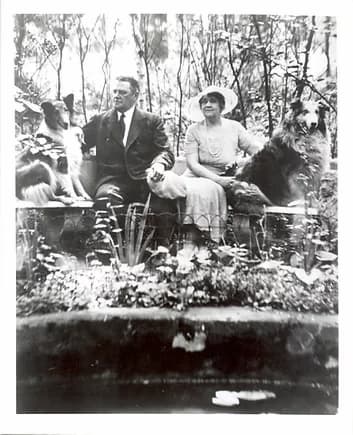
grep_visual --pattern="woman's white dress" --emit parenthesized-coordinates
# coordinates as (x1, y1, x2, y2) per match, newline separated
(182, 117, 258, 241)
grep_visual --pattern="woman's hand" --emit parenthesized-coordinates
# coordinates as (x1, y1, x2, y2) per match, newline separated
(216, 176, 236, 189)
(216, 177, 252, 191)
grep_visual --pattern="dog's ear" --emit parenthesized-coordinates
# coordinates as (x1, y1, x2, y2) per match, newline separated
(41, 101, 55, 116)
(290, 99, 303, 114)
(63, 94, 74, 112)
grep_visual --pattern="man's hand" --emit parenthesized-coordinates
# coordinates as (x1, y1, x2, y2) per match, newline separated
(147, 163, 165, 182)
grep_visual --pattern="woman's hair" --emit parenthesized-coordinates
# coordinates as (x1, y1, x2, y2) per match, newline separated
(199, 92, 225, 112)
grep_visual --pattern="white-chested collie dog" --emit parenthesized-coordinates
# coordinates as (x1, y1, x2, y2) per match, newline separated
(229, 99, 331, 214)
(16, 94, 91, 205)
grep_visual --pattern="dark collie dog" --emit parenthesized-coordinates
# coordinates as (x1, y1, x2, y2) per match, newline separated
(228, 99, 331, 213)
(16, 94, 90, 205)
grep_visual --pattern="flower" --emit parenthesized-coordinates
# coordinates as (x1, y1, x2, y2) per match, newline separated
(176, 257, 195, 275)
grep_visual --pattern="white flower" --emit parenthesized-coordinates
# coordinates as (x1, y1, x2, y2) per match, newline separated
(176, 257, 194, 275)
(156, 246, 169, 254)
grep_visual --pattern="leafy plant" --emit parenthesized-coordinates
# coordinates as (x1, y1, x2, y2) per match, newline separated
(17, 229, 61, 284)
(16, 246, 338, 317)
(16, 208, 82, 290)
(91, 194, 156, 268)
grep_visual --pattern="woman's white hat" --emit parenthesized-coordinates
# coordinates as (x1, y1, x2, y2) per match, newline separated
(185, 85, 238, 122)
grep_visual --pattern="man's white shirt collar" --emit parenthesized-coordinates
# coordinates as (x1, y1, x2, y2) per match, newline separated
(117, 105, 136, 146)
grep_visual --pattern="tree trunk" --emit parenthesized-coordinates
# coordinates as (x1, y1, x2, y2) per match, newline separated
(184, 20, 202, 91)
(324, 16, 331, 77)
(224, 15, 247, 127)
(155, 65, 163, 118)
(80, 61, 87, 123)
(281, 21, 289, 121)
(77, 17, 87, 123)
(15, 15, 26, 86)
(56, 15, 67, 99)
(176, 15, 185, 156)
(96, 16, 118, 111)
(131, 15, 152, 111)
(199, 15, 211, 85)
(144, 55, 152, 112)
(295, 16, 316, 99)
(252, 15, 273, 136)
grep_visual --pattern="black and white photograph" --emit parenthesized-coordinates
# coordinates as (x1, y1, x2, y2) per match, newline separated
(0, 0, 352, 433)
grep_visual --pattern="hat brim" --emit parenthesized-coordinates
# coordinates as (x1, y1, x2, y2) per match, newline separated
(185, 86, 238, 122)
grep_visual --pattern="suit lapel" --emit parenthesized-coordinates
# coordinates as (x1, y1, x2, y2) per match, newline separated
(104, 109, 123, 144)
(126, 108, 143, 150)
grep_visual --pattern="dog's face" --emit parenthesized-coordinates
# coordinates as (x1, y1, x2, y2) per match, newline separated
(41, 100, 70, 130)
(290, 99, 329, 133)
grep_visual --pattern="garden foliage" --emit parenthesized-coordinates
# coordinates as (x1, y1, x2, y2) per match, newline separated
(17, 243, 338, 317)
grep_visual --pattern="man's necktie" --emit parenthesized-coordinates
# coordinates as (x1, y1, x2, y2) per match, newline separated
(118, 112, 125, 141)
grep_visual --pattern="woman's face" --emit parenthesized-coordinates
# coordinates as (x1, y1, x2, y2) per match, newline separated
(199, 95, 222, 119)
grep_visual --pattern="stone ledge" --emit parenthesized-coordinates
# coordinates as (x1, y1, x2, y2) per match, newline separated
(17, 307, 338, 383)
(17, 306, 337, 328)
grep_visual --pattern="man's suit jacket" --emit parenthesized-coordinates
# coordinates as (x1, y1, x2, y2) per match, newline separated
(83, 107, 174, 190)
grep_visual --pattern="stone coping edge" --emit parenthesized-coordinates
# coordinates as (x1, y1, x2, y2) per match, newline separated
(17, 306, 338, 326)
(17, 307, 338, 385)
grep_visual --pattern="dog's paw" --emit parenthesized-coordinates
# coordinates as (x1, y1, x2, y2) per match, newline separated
(59, 196, 75, 205)
(78, 194, 92, 201)
(287, 199, 305, 207)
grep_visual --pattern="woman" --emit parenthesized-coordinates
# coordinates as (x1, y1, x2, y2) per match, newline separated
(181, 85, 262, 242)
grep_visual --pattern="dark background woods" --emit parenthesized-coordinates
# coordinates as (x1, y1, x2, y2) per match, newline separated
(14, 14, 337, 157)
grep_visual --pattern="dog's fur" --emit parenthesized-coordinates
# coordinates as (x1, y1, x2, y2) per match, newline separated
(16, 94, 90, 205)
(234, 99, 331, 207)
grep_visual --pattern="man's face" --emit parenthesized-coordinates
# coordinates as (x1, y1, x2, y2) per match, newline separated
(112, 80, 138, 112)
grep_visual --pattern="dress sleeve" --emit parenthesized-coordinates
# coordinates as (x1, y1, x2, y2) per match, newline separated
(184, 124, 199, 157)
(237, 122, 262, 155)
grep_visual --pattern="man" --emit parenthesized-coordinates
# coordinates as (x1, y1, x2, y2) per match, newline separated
(83, 75, 176, 245)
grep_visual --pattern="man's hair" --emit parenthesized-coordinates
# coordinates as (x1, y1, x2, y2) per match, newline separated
(116, 76, 140, 95)
(199, 92, 225, 112)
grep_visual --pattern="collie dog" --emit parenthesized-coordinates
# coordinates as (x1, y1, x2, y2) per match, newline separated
(232, 99, 331, 210)
(16, 94, 90, 205)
